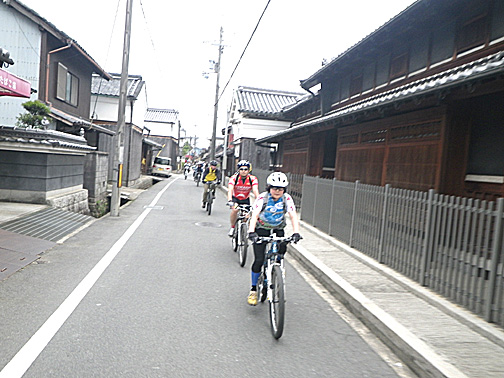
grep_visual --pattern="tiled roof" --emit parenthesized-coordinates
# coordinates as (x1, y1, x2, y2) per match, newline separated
(50, 108, 115, 136)
(0, 127, 95, 151)
(91, 73, 144, 99)
(301, 0, 421, 88)
(235, 86, 304, 116)
(144, 108, 178, 124)
(258, 50, 504, 143)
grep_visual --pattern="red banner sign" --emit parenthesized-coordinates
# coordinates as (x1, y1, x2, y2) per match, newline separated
(0, 68, 31, 98)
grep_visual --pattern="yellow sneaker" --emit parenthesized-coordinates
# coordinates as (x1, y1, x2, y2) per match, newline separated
(247, 291, 258, 306)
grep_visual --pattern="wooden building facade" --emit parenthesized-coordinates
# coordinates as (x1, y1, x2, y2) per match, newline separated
(259, 0, 504, 200)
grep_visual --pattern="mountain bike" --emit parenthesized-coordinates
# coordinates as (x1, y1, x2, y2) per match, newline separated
(204, 180, 217, 215)
(194, 171, 202, 186)
(255, 234, 293, 339)
(230, 204, 251, 267)
(184, 168, 190, 180)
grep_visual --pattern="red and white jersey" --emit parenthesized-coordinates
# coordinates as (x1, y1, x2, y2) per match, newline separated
(229, 174, 258, 200)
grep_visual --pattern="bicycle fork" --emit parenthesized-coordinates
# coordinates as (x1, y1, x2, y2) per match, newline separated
(266, 260, 286, 302)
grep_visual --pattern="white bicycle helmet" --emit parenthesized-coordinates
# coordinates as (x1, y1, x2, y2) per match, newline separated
(266, 172, 289, 187)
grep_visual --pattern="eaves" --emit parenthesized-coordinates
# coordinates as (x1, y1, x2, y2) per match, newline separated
(258, 50, 504, 144)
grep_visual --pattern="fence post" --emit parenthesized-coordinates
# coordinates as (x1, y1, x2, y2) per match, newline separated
(300, 174, 307, 219)
(349, 180, 359, 247)
(378, 184, 390, 264)
(420, 189, 435, 286)
(328, 178, 336, 235)
(312, 176, 319, 226)
(484, 198, 504, 322)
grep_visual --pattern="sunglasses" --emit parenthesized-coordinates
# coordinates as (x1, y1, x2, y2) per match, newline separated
(239, 168, 249, 171)
(271, 187, 285, 191)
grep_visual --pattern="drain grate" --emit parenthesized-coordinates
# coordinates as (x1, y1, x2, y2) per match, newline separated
(0, 208, 94, 242)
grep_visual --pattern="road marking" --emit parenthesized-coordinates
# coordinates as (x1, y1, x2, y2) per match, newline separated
(0, 178, 178, 378)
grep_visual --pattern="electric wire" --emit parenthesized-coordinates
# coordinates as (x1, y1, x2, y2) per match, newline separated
(217, 0, 272, 105)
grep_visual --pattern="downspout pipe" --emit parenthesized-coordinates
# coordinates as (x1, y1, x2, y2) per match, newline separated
(45, 40, 72, 104)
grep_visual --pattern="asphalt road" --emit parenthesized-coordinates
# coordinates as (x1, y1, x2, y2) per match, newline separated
(0, 175, 409, 377)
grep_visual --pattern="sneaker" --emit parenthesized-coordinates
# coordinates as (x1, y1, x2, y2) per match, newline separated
(247, 290, 258, 306)
(228, 227, 235, 237)
(202, 202, 206, 208)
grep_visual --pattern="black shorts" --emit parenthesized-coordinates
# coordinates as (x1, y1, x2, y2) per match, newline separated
(232, 197, 250, 205)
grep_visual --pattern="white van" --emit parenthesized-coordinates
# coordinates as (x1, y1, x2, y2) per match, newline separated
(152, 156, 172, 177)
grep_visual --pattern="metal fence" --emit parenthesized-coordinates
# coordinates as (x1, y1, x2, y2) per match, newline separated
(302, 176, 504, 326)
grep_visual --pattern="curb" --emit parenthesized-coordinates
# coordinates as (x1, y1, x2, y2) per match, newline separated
(287, 231, 468, 378)
(298, 221, 504, 349)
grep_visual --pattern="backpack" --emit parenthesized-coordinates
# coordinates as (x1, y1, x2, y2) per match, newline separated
(233, 172, 254, 187)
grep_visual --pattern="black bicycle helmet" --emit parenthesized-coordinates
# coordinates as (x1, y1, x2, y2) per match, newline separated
(210, 160, 218, 166)
(237, 160, 251, 170)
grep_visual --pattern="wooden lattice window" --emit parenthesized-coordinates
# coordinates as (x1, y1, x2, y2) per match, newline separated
(389, 121, 441, 142)
(339, 134, 359, 146)
(361, 129, 386, 144)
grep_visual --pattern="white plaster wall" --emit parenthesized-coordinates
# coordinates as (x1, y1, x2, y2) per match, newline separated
(0, 4, 41, 126)
(234, 117, 291, 140)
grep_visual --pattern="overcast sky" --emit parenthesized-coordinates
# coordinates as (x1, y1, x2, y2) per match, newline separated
(20, 0, 416, 147)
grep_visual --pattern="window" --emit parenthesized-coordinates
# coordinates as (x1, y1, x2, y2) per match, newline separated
(457, 15, 487, 53)
(409, 35, 429, 73)
(376, 55, 390, 86)
(349, 74, 362, 97)
(390, 53, 408, 80)
(431, 21, 456, 65)
(56, 63, 79, 106)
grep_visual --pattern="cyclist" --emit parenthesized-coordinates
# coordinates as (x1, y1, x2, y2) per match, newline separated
(226, 160, 260, 237)
(202, 160, 221, 208)
(247, 172, 301, 305)
(194, 161, 204, 180)
(183, 162, 191, 175)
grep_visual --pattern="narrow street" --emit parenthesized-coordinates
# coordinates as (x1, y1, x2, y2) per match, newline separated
(0, 176, 407, 377)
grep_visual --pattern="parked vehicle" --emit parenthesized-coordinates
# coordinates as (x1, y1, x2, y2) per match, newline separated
(152, 157, 172, 177)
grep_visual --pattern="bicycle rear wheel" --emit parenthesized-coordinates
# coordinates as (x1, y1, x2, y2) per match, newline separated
(269, 264, 285, 339)
(238, 222, 248, 267)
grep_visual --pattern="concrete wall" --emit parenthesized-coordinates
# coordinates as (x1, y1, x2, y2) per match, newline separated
(0, 149, 90, 213)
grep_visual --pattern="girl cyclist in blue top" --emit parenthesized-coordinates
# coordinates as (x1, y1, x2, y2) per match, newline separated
(247, 172, 301, 305)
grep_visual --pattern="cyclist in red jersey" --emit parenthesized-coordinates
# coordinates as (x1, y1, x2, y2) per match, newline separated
(227, 160, 260, 236)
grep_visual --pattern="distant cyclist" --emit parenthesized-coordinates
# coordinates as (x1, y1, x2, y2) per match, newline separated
(226, 160, 259, 236)
(193, 161, 204, 179)
(202, 160, 221, 208)
(246, 172, 301, 305)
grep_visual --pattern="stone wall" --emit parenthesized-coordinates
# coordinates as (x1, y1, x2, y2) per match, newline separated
(84, 151, 109, 217)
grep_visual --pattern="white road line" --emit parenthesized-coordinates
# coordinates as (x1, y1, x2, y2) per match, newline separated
(0, 178, 178, 378)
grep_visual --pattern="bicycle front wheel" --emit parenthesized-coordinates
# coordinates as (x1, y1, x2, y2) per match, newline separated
(269, 265, 285, 339)
(231, 221, 239, 252)
(207, 196, 212, 215)
(238, 222, 248, 267)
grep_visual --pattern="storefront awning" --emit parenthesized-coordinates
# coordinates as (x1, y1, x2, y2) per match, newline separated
(0, 68, 31, 98)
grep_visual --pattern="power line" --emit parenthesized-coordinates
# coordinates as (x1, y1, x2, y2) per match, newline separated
(217, 0, 271, 105)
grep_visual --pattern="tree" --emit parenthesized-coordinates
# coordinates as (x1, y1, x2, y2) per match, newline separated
(16, 100, 50, 129)
(182, 141, 192, 156)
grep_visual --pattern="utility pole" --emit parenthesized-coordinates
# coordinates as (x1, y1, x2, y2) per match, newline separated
(110, 0, 133, 217)
(210, 27, 223, 161)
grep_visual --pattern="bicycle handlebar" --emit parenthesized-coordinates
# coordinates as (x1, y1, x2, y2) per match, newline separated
(256, 235, 293, 244)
